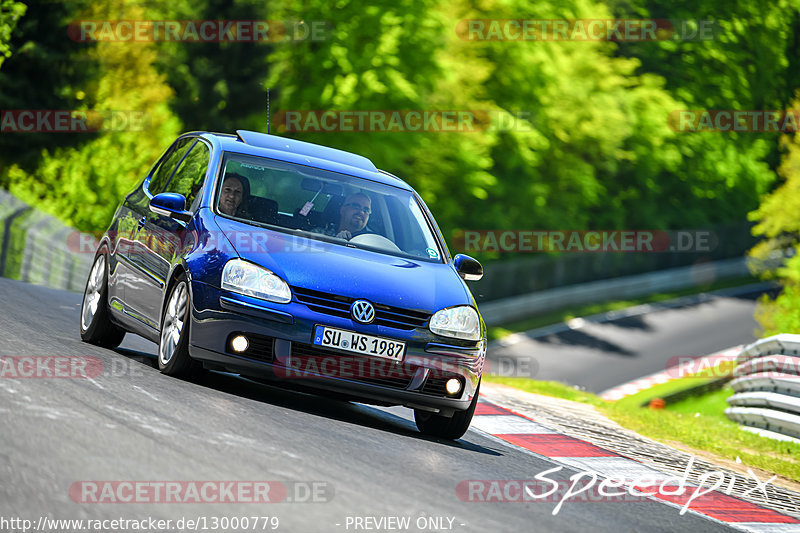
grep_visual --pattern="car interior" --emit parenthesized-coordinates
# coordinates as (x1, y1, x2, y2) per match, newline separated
(216, 161, 440, 261)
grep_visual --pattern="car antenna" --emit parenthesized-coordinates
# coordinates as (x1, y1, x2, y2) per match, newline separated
(266, 87, 270, 134)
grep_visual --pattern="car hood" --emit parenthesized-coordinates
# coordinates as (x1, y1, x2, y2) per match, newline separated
(214, 215, 472, 312)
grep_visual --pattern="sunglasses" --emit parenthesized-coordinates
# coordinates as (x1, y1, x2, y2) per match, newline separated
(344, 203, 372, 215)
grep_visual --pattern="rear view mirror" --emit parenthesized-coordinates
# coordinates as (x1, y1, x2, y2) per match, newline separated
(301, 177, 343, 196)
(453, 254, 483, 281)
(149, 192, 192, 223)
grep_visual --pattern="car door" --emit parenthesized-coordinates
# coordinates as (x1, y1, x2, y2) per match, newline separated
(122, 136, 195, 330)
(136, 139, 211, 328)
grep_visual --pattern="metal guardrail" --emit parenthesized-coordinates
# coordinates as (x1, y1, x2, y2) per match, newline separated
(471, 220, 758, 303)
(735, 334, 800, 362)
(726, 334, 800, 440)
(728, 391, 800, 412)
(0, 189, 96, 292)
(479, 257, 751, 326)
(734, 355, 800, 377)
(725, 407, 800, 441)
(731, 372, 800, 396)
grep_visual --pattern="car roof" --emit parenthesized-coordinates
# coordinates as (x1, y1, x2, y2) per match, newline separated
(198, 130, 412, 190)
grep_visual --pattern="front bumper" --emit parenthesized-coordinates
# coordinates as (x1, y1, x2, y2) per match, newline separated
(188, 280, 485, 415)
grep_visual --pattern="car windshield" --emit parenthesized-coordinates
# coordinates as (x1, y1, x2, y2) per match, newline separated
(214, 153, 445, 262)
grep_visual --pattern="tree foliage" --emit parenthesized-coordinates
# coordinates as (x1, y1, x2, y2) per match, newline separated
(748, 97, 800, 335)
(3, 0, 180, 231)
(0, 0, 798, 266)
(0, 0, 25, 69)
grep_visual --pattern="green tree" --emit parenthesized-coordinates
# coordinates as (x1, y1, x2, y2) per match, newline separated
(266, 0, 498, 244)
(0, 0, 98, 172)
(4, 0, 180, 232)
(748, 98, 800, 334)
(608, 0, 800, 224)
(149, 0, 273, 132)
(0, 0, 25, 69)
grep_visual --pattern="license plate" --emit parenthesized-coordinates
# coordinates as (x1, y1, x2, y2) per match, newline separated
(312, 325, 405, 362)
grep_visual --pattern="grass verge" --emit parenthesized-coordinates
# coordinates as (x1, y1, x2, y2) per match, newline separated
(487, 275, 764, 342)
(483, 374, 800, 481)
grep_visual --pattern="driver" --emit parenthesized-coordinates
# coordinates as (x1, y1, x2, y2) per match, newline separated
(335, 192, 371, 239)
(313, 192, 372, 240)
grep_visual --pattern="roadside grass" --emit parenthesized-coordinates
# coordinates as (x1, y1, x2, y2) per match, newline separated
(486, 275, 763, 342)
(482, 376, 605, 406)
(665, 387, 733, 417)
(483, 374, 800, 481)
(611, 359, 736, 411)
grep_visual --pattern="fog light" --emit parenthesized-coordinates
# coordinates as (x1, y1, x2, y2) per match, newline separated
(445, 378, 462, 396)
(231, 335, 249, 353)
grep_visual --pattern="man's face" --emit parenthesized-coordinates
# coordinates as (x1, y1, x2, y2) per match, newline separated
(339, 194, 371, 233)
(219, 177, 243, 215)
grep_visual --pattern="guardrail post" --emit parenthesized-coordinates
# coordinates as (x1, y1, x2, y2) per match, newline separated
(0, 205, 31, 277)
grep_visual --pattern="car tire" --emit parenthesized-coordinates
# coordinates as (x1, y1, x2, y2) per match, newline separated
(158, 273, 198, 376)
(414, 379, 480, 440)
(80, 248, 126, 348)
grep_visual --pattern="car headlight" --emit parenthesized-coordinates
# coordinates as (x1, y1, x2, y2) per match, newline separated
(221, 259, 291, 303)
(429, 305, 481, 341)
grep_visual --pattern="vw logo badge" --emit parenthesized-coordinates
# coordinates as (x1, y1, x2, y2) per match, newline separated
(351, 300, 375, 324)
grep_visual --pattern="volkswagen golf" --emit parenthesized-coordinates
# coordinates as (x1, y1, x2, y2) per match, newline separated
(79, 130, 486, 439)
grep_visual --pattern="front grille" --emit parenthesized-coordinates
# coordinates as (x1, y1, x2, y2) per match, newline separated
(288, 342, 415, 390)
(292, 287, 431, 330)
(293, 287, 351, 318)
(228, 333, 274, 362)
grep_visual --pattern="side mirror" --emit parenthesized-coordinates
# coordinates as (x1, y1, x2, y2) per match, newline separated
(149, 192, 192, 223)
(453, 254, 483, 281)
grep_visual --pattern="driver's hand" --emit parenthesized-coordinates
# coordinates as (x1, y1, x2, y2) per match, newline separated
(335, 230, 352, 240)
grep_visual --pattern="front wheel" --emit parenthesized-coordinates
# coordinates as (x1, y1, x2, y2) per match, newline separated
(80, 249, 125, 348)
(414, 380, 480, 440)
(158, 275, 198, 376)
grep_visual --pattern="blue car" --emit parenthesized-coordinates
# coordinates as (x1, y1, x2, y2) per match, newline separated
(79, 130, 486, 439)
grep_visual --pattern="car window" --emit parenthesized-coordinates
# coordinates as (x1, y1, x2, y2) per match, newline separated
(216, 153, 444, 262)
(163, 140, 210, 210)
(148, 137, 194, 194)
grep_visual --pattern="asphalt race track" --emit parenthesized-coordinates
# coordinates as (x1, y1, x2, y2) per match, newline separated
(0, 277, 748, 532)
(488, 285, 771, 394)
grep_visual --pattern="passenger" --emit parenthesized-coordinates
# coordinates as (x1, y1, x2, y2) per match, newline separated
(218, 173, 250, 217)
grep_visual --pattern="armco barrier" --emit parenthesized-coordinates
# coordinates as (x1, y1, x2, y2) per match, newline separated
(0, 187, 757, 311)
(470, 220, 757, 303)
(726, 334, 800, 440)
(478, 257, 750, 326)
(725, 407, 800, 441)
(731, 372, 800, 397)
(734, 355, 800, 377)
(0, 189, 96, 292)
